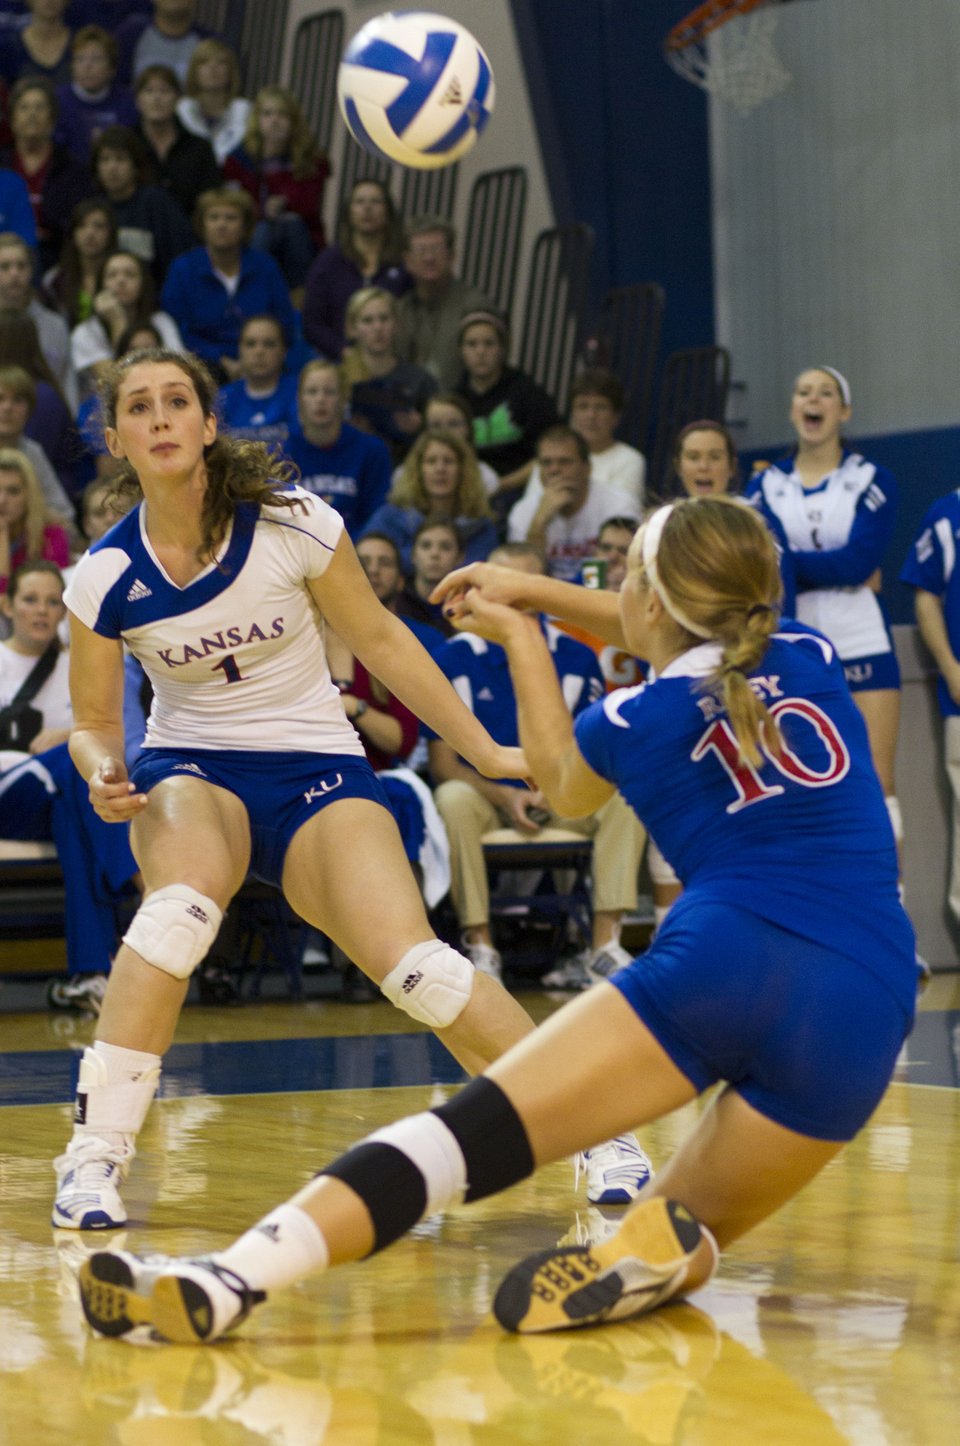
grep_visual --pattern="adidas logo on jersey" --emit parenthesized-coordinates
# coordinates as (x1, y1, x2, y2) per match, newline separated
(126, 579, 152, 602)
(440, 76, 463, 105)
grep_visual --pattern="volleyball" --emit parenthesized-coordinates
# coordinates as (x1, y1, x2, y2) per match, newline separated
(337, 11, 495, 170)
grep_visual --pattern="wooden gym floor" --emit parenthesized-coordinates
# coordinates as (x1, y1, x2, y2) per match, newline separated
(0, 972, 959, 1444)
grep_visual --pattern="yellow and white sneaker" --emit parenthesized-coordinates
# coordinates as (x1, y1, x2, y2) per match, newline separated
(493, 1196, 704, 1333)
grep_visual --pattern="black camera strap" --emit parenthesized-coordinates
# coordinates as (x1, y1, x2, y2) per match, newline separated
(3, 642, 60, 710)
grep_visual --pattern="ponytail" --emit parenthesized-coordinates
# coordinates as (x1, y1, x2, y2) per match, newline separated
(711, 603, 782, 768)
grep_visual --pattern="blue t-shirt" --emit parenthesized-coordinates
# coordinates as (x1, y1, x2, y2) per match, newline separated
(900, 488, 960, 717)
(217, 376, 300, 447)
(574, 623, 914, 1006)
(285, 424, 391, 539)
(426, 622, 603, 785)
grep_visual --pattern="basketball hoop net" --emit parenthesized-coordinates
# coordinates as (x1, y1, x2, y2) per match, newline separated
(665, 0, 792, 115)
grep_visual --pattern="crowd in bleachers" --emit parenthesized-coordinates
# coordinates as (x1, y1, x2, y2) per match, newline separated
(1, 2, 955, 1010)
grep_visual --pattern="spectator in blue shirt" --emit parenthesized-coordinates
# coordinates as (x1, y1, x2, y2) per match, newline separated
(284, 358, 391, 539)
(216, 313, 298, 448)
(427, 540, 647, 984)
(160, 184, 295, 382)
(0, 165, 37, 245)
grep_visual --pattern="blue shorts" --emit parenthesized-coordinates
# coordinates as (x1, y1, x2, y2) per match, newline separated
(842, 649, 900, 693)
(131, 749, 391, 886)
(611, 896, 914, 1141)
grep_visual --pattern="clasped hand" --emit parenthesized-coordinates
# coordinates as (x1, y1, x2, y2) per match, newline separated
(89, 756, 149, 822)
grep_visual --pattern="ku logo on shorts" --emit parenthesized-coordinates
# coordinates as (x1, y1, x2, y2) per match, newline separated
(304, 774, 343, 804)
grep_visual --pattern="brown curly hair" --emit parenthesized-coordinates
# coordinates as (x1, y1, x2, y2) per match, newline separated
(97, 348, 300, 564)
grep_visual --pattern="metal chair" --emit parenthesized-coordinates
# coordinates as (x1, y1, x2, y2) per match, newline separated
(237, 0, 291, 93)
(288, 8, 345, 155)
(481, 827, 593, 972)
(460, 166, 528, 317)
(517, 223, 594, 415)
(193, 0, 243, 50)
(399, 164, 460, 225)
(591, 282, 666, 452)
(647, 345, 732, 497)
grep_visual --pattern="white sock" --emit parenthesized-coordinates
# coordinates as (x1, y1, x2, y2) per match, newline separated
(213, 1203, 330, 1291)
(69, 1041, 162, 1152)
(93, 1040, 161, 1078)
(885, 795, 903, 847)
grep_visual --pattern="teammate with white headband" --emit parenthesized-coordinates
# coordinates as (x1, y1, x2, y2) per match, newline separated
(746, 366, 904, 871)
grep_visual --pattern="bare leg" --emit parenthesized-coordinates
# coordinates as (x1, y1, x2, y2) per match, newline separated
(853, 688, 900, 799)
(292, 984, 698, 1262)
(281, 798, 535, 1071)
(53, 779, 253, 1229)
(643, 1085, 844, 1249)
(97, 777, 252, 1053)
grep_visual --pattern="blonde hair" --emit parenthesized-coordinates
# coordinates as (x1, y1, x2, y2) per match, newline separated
(185, 39, 242, 100)
(628, 496, 783, 767)
(345, 285, 398, 336)
(244, 86, 322, 179)
(0, 446, 48, 557)
(390, 430, 491, 519)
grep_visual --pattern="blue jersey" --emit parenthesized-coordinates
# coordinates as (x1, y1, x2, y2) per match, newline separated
(285, 424, 391, 539)
(574, 623, 914, 1008)
(900, 488, 960, 717)
(427, 623, 604, 784)
(217, 376, 299, 447)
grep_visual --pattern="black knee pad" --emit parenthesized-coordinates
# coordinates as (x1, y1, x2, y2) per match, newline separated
(432, 1076, 534, 1203)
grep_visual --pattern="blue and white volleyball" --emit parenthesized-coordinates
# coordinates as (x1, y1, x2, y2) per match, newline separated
(337, 12, 495, 170)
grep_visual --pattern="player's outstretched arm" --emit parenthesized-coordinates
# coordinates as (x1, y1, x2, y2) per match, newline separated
(432, 562, 629, 649)
(68, 614, 148, 822)
(448, 587, 614, 819)
(310, 535, 526, 780)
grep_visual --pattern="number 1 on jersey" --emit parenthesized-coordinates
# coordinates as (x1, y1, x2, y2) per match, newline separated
(211, 654, 247, 684)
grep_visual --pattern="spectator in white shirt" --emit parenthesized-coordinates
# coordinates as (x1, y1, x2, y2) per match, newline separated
(507, 425, 638, 581)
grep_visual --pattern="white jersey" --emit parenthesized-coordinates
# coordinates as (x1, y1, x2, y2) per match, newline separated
(747, 452, 898, 660)
(64, 487, 365, 756)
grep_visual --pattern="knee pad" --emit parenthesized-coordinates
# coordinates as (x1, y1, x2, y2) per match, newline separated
(885, 795, 903, 846)
(123, 885, 222, 980)
(379, 940, 475, 1028)
(647, 840, 680, 889)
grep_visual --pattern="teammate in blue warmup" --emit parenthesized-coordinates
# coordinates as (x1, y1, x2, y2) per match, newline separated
(78, 496, 916, 1346)
(53, 347, 539, 1232)
(746, 368, 902, 847)
(900, 490, 960, 931)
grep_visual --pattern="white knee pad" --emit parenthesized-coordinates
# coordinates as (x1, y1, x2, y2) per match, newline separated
(647, 839, 680, 889)
(885, 795, 903, 846)
(380, 940, 475, 1028)
(123, 884, 222, 980)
